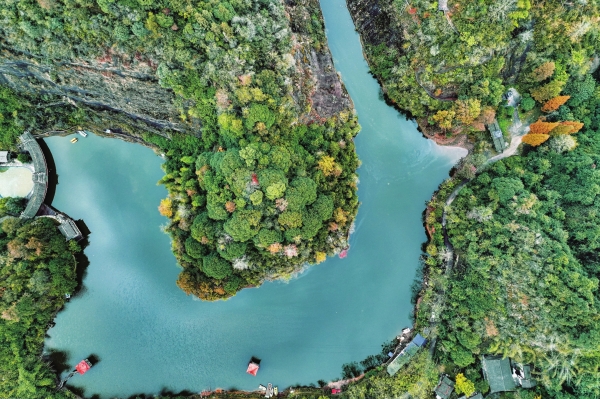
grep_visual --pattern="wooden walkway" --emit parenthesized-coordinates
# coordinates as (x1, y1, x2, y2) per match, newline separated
(18, 131, 48, 218)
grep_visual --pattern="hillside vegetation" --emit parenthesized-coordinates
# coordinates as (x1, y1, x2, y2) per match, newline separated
(337, 0, 600, 397)
(440, 75, 600, 397)
(351, 0, 599, 139)
(0, 218, 80, 399)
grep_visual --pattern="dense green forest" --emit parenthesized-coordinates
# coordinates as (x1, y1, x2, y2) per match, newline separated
(334, 73, 600, 399)
(335, 0, 600, 397)
(430, 68, 600, 398)
(0, 217, 80, 399)
(0, 0, 360, 300)
(356, 0, 599, 139)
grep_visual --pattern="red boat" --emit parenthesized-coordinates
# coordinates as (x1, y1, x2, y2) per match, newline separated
(246, 361, 259, 376)
(76, 359, 92, 374)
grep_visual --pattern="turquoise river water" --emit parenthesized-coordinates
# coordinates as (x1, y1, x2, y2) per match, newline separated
(44, 1, 466, 397)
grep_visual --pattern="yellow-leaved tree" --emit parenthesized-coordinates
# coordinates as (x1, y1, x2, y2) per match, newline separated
(158, 198, 173, 218)
(455, 373, 476, 397)
(522, 134, 550, 146)
(454, 98, 482, 125)
(318, 155, 336, 176)
(432, 110, 455, 130)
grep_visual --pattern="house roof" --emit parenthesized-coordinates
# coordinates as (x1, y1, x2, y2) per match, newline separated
(482, 356, 516, 393)
(434, 376, 455, 399)
(413, 333, 427, 347)
(0, 151, 8, 163)
(458, 394, 483, 399)
(57, 216, 82, 241)
(512, 361, 537, 388)
(387, 342, 421, 376)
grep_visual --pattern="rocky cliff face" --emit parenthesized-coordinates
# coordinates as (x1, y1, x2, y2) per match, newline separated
(0, 46, 185, 136)
(0, 0, 350, 138)
(346, 0, 400, 48)
(288, 0, 352, 122)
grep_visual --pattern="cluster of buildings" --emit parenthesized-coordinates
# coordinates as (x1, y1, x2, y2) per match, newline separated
(385, 330, 536, 399)
(434, 355, 537, 399)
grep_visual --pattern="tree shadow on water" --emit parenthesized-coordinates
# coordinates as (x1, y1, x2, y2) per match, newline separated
(45, 348, 71, 375)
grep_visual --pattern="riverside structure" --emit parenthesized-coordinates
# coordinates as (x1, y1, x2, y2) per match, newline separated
(18, 131, 48, 218)
(15, 131, 82, 240)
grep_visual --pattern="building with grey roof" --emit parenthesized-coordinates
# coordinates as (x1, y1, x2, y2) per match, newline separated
(487, 120, 507, 153)
(56, 214, 82, 241)
(482, 355, 517, 393)
(434, 375, 455, 399)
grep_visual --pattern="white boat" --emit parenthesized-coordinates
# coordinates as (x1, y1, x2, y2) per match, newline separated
(77, 130, 88, 137)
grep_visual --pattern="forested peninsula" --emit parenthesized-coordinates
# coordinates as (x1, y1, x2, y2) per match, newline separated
(0, 0, 360, 300)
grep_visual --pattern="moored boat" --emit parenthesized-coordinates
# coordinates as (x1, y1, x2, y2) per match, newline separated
(70, 137, 78, 143)
(78, 130, 88, 137)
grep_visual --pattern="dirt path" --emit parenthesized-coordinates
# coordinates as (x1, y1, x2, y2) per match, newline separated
(326, 374, 364, 390)
(486, 107, 530, 165)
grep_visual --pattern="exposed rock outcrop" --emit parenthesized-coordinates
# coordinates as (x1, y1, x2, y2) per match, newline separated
(346, 0, 400, 47)
(0, 0, 351, 137)
(0, 46, 185, 135)
(287, 0, 352, 121)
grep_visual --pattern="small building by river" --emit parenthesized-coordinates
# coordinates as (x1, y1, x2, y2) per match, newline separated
(0, 151, 10, 163)
(386, 333, 427, 376)
(57, 214, 83, 241)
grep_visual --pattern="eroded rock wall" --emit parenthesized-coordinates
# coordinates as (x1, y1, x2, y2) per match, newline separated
(287, 0, 352, 122)
(0, 46, 186, 135)
(346, 0, 400, 47)
(0, 0, 351, 137)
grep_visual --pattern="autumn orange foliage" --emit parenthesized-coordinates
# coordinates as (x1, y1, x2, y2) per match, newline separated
(225, 201, 236, 213)
(522, 134, 550, 146)
(529, 120, 559, 135)
(541, 96, 571, 112)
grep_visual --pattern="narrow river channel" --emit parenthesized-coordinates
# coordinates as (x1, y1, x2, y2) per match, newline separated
(44, 1, 466, 397)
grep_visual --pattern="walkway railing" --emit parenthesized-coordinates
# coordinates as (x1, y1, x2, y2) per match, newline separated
(18, 131, 48, 218)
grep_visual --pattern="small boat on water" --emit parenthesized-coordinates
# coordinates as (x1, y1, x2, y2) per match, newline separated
(247, 357, 261, 376)
(70, 138, 78, 143)
(273, 386, 278, 396)
(77, 130, 88, 137)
